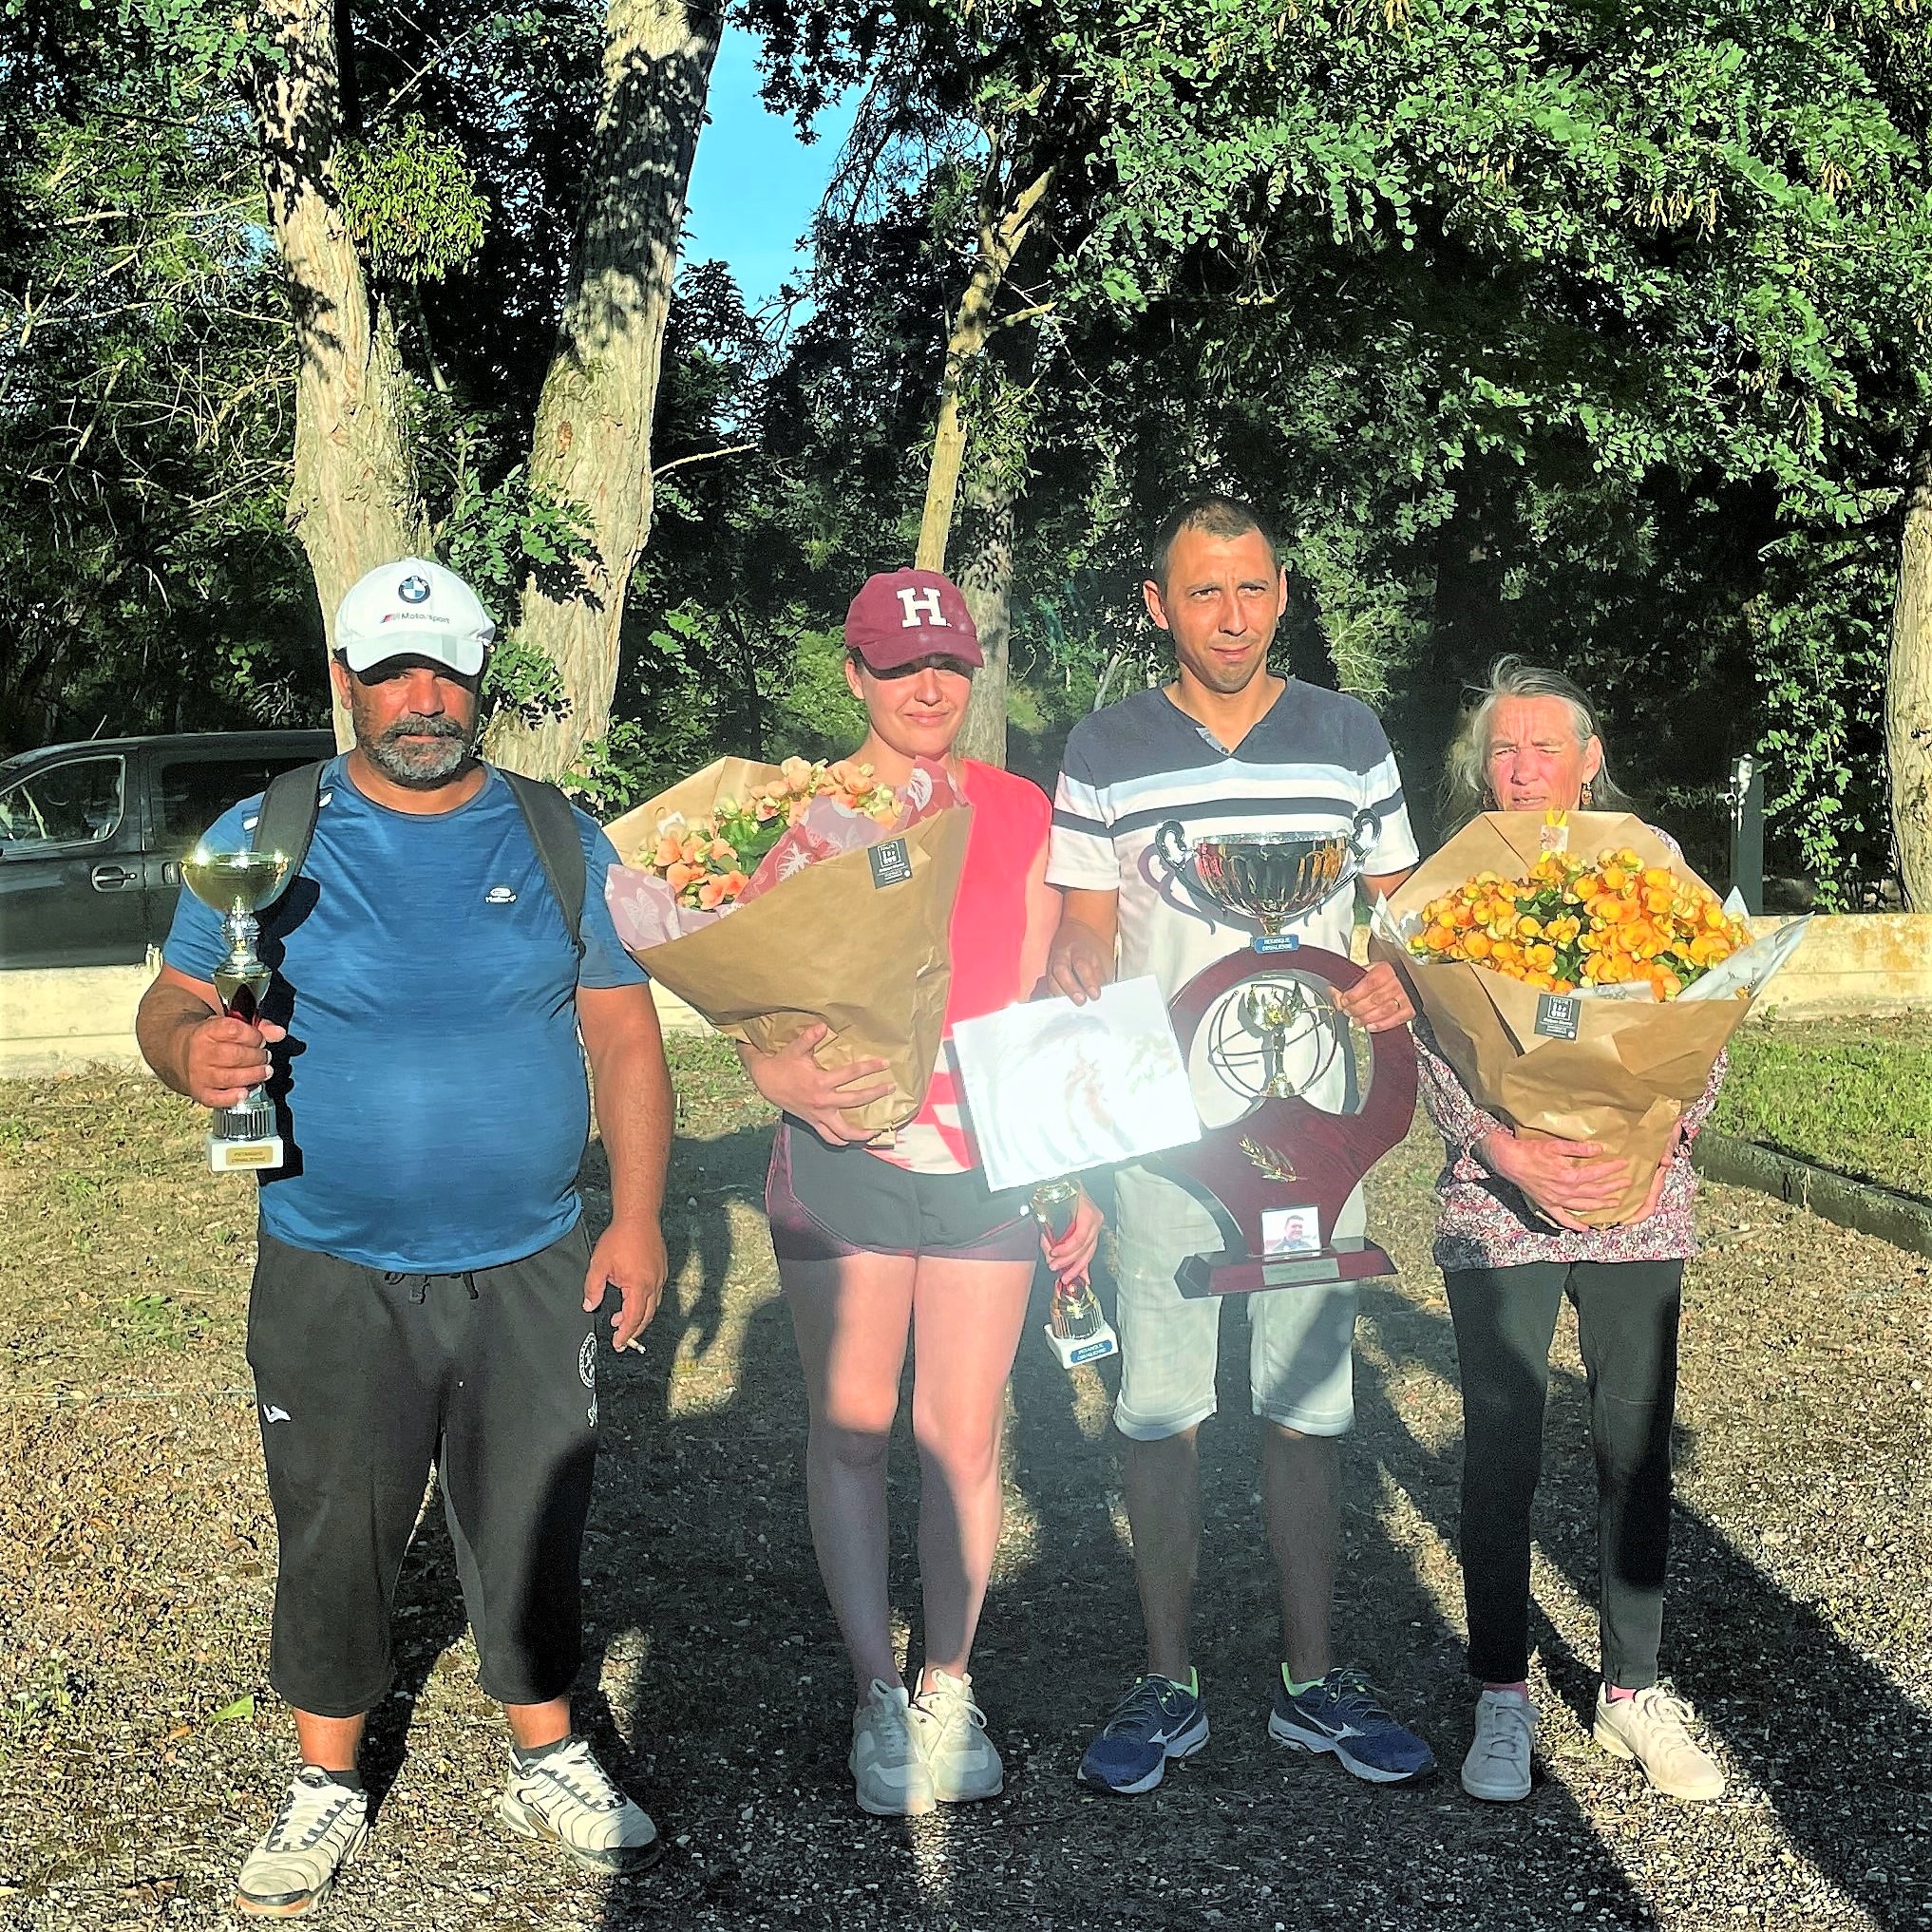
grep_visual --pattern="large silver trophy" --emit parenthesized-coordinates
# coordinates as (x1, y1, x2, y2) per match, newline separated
(181, 847, 293, 1172)
(1154, 813, 1381, 954)
(1148, 812, 1415, 1295)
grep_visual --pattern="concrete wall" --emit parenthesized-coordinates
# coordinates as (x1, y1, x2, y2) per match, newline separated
(1745, 913, 1932, 1019)
(0, 960, 161, 1078)
(2, 912, 1922, 1080)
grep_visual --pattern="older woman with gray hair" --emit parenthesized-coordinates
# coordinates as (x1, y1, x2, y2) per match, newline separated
(1416, 658, 1727, 1807)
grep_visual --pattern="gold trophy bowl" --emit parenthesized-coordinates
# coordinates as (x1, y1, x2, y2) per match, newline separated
(181, 846, 293, 1171)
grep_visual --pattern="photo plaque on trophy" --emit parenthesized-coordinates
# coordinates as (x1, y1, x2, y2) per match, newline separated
(1149, 816, 1415, 1296)
(181, 845, 292, 1172)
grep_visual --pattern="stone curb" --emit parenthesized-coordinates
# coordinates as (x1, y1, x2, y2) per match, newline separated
(1694, 1130, 1932, 1260)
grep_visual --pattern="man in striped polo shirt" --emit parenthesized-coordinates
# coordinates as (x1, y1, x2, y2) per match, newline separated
(1046, 495, 1436, 1795)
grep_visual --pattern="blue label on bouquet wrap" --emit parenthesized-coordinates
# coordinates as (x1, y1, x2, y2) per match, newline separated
(868, 838, 913, 888)
(1534, 993, 1582, 1040)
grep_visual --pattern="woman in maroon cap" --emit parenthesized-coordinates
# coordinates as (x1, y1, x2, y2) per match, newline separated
(738, 568, 1102, 1817)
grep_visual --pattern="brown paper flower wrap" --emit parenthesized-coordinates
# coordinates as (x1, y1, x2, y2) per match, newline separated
(605, 758, 970, 1135)
(1372, 812, 1775, 1225)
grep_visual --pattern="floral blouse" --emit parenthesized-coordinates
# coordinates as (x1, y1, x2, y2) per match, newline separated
(1414, 1021, 1726, 1272)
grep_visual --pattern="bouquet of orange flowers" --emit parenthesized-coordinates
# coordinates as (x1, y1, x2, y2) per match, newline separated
(638, 755, 900, 913)
(1373, 811, 1808, 1224)
(1410, 834, 1752, 1001)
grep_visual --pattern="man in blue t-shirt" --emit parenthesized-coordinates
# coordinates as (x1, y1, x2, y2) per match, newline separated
(138, 559, 672, 1915)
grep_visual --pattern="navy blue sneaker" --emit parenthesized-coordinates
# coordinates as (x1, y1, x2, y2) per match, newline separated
(1269, 1666, 1435, 1785)
(1079, 1672, 1210, 1794)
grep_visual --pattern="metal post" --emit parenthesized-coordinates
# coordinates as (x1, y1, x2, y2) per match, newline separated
(1728, 753, 1764, 915)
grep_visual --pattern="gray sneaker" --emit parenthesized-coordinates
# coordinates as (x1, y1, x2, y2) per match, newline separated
(910, 1667, 1003, 1803)
(1461, 1688, 1534, 1803)
(499, 1736, 660, 1874)
(235, 1767, 369, 1919)
(849, 1679, 936, 1816)
(1594, 1683, 1726, 1801)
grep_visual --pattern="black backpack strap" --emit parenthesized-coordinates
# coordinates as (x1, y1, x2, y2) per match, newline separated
(501, 768, 586, 957)
(251, 760, 327, 878)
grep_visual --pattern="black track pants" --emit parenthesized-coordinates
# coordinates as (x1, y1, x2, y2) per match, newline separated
(246, 1222, 599, 1717)
(1444, 1259, 1684, 1691)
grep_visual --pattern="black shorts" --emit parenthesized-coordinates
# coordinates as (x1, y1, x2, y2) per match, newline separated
(245, 1222, 598, 1715)
(766, 1119, 1040, 1264)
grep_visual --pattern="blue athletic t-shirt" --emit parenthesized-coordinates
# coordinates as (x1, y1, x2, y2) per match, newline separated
(162, 757, 650, 1273)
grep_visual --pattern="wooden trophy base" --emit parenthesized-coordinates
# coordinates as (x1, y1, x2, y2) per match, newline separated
(1177, 1236, 1397, 1297)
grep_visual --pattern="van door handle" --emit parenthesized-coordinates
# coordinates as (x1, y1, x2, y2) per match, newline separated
(161, 860, 182, 886)
(90, 863, 137, 890)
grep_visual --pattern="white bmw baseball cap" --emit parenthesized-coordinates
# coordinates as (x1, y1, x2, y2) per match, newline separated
(333, 558, 496, 676)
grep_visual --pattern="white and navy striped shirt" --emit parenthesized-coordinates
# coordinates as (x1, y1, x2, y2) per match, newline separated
(1047, 681, 1418, 1003)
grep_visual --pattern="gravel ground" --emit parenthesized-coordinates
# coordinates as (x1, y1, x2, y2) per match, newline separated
(2, 1051, 1928, 1932)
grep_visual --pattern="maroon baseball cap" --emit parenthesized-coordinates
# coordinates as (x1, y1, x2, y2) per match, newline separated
(843, 568, 982, 672)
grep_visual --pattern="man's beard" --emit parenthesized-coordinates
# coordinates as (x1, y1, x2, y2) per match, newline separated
(358, 710, 476, 787)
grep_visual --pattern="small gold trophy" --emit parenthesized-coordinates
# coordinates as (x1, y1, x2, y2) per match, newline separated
(1032, 1177, 1118, 1369)
(180, 846, 293, 1172)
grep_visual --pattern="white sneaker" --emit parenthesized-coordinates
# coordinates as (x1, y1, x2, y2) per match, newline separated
(235, 1767, 369, 1919)
(499, 1735, 660, 1873)
(911, 1667, 1004, 1803)
(849, 1679, 936, 1816)
(1461, 1689, 1534, 1803)
(1594, 1684, 1726, 1801)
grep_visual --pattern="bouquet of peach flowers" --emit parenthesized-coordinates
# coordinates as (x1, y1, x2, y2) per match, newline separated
(640, 756, 900, 913)
(602, 756, 971, 1135)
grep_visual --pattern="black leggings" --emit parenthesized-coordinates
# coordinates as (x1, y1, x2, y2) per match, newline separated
(1445, 1259, 1684, 1691)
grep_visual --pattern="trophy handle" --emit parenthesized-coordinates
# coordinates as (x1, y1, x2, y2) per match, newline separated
(1347, 807, 1380, 865)
(1154, 820, 1191, 875)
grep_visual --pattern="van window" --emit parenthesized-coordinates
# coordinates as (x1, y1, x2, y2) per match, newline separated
(0, 755, 125, 849)
(156, 757, 287, 851)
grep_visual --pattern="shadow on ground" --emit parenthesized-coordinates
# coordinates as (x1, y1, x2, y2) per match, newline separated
(310, 1118, 1927, 1930)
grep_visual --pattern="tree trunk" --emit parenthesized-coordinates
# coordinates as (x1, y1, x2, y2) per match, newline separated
(912, 160, 1054, 576)
(256, 0, 429, 750)
(484, 0, 723, 780)
(955, 484, 1014, 767)
(1887, 425, 1932, 909)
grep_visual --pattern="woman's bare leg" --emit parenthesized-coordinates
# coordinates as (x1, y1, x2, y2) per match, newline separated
(784, 1251, 919, 1705)
(908, 1256, 1035, 1683)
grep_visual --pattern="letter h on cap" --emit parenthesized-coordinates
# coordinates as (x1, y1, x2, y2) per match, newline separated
(897, 587, 945, 627)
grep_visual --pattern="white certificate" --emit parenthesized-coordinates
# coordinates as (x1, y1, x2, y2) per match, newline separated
(950, 976, 1202, 1192)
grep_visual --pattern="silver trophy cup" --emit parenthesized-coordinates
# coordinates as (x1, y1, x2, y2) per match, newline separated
(1154, 810, 1380, 953)
(180, 846, 293, 1172)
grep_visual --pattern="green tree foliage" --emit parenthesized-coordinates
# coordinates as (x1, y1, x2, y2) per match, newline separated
(0, 0, 317, 748)
(779, 0, 1932, 894)
(9, 0, 1932, 907)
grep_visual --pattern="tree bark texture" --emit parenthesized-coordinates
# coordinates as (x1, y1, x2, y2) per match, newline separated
(913, 161, 1054, 576)
(485, 0, 723, 780)
(256, 0, 429, 749)
(956, 484, 1014, 767)
(1886, 425, 1932, 909)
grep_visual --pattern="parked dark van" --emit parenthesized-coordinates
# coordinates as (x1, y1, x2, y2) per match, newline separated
(0, 731, 333, 969)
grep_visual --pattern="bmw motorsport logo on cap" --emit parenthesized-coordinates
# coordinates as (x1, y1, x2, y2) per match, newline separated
(334, 556, 497, 675)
